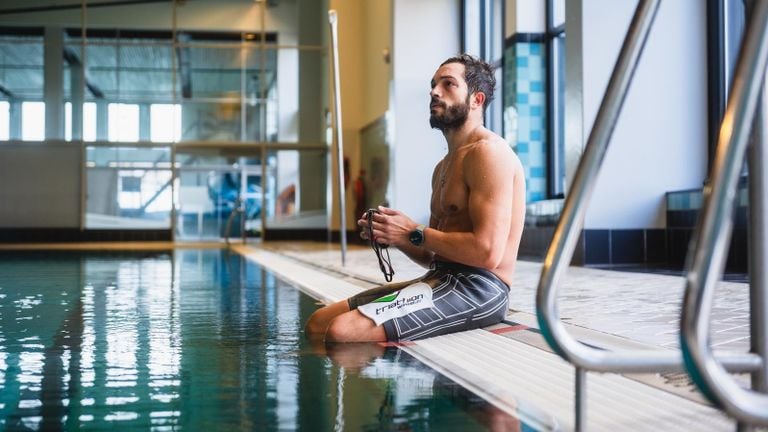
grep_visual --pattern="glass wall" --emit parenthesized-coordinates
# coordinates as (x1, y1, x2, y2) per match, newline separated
(496, 0, 565, 203)
(86, 144, 172, 229)
(0, 32, 44, 142)
(175, 153, 265, 240)
(0, 0, 328, 238)
(462, 0, 504, 135)
(265, 148, 328, 231)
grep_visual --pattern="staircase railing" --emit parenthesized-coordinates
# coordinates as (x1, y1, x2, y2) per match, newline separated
(534, 0, 765, 429)
(680, 0, 768, 426)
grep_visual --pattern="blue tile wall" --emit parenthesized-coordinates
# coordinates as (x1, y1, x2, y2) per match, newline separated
(504, 41, 547, 203)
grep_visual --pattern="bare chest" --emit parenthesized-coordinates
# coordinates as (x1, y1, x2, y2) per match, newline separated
(431, 159, 469, 220)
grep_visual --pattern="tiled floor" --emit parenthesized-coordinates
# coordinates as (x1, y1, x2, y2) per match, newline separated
(260, 241, 752, 353)
(244, 241, 753, 430)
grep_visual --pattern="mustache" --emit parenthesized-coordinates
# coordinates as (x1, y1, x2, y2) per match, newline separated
(430, 98, 445, 109)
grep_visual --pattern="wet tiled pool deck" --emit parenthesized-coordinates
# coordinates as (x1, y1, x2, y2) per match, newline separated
(259, 241, 752, 353)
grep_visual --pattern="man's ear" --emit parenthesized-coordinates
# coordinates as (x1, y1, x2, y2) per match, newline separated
(471, 91, 486, 109)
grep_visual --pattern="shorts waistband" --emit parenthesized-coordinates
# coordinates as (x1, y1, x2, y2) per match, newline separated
(429, 261, 509, 288)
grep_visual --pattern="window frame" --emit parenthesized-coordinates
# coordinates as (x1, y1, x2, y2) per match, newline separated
(545, 0, 566, 198)
(461, 0, 504, 135)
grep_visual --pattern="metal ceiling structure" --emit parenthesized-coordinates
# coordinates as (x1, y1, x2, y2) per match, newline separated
(0, 30, 278, 104)
(0, 0, 280, 104)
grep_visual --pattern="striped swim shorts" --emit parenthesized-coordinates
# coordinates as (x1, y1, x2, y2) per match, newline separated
(348, 261, 510, 341)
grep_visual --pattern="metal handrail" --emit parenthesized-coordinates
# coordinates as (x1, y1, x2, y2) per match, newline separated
(536, 0, 659, 368)
(328, 10, 348, 266)
(680, 0, 768, 425)
(224, 196, 248, 245)
(535, 0, 760, 376)
(535, 0, 762, 375)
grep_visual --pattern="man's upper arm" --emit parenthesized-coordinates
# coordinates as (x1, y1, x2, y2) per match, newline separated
(464, 141, 516, 254)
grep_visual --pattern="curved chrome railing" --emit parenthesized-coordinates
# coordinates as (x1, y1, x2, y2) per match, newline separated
(681, 0, 768, 425)
(535, 0, 761, 374)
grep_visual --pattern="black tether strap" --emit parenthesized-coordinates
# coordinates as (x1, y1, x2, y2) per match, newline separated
(365, 209, 395, 282)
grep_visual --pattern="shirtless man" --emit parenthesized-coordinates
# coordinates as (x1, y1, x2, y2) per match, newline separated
(305, 54, 526, 342)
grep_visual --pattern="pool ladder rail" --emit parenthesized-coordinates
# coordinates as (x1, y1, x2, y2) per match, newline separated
(535, 0, 768, 429)
(224, 196, 247, 245)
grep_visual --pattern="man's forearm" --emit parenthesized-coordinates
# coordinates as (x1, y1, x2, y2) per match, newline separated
(396, 242, 434, 268)
(421, 228, 504, 270)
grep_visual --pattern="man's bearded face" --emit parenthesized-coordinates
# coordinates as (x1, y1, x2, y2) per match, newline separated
(429, 95, 470, 132)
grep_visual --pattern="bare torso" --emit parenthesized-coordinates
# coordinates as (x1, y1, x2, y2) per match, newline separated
(429, 128, 526, 286)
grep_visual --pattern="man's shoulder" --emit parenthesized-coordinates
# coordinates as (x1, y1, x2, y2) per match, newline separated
(467, 128, 508, 148)
(466, 133, 517, 158)
(463, 134, 523, 176)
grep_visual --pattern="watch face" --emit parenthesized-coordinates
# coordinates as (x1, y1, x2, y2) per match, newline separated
(409, 228, 424, 245)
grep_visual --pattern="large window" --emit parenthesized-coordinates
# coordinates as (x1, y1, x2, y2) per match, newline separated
(474, 0, 566, 203)
(150, 104, 181, 143)
(0, 1, 328, 239)
(83, 102, 97, 141)
(462, 0, 504, 134)
(65, 101, 98, 141)
(21, 101, 45, 141)
(108, 103, 139, 142)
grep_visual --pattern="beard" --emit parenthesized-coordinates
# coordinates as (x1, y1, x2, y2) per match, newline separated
(429, 97, 470, 132)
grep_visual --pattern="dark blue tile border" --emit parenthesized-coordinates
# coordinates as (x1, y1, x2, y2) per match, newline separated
(584, 230, 610, 265)
(645, 229, 668, 264)
(611, 230, 644, 264)
(520, 226, 745, 273)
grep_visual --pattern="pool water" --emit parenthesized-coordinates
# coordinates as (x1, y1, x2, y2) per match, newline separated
(0, 249, 527, 431)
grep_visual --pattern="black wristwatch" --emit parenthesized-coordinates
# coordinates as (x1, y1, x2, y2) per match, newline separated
(409, 224, 426, 246)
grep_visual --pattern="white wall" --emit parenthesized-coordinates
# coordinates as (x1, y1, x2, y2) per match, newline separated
(576, 0, 708, 228)
(506, 0, 546, 37)
(391, 0, 461, 224)
(362, 1, 393, 127)
(0, 143, 81, 227)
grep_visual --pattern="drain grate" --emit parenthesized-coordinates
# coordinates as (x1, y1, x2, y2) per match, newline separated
(661, 372, 696, 390)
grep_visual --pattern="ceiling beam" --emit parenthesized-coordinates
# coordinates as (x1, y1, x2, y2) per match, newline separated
(63, 45, 104, 98)
(0, 83, 15, 98)
(0, 0, 171, 16)
(176, 32, 192, 99)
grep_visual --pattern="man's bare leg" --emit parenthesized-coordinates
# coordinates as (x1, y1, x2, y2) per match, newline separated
(325, 342, 387, 370)
(304, 300, 350, 335)
(326, 309, 387, 342)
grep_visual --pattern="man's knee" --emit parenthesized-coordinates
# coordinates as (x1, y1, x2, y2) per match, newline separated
(325, 316, 351, 342)
(304, 310, 326, 334)
(326, 312, 387, 343)
(304, 301, 351, 335)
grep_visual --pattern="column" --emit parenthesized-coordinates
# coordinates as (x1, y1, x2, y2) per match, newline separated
(9, 100, 21, 140)
(44, 27, 65, 140)
(139, 103, 151, 141)
(70, 62, 84, 141)
(96, 100, 108, 141)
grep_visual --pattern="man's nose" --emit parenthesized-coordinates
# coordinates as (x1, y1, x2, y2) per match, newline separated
(430, 87, 440, 99)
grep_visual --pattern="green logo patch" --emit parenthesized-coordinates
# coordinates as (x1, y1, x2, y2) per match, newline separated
(372, 291, 399, 303)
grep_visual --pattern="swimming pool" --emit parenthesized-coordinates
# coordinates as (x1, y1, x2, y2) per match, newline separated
(0, 249, 527, 431)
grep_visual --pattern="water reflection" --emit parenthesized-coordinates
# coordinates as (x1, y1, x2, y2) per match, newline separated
(0, 250, 527, 431)
(321, 343, 522, 432)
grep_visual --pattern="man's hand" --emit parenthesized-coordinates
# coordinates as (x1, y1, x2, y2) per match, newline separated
(365, 206, 418, 248)
(357, 210, 372, 241)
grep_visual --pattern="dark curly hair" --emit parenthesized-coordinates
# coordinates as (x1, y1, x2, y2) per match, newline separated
(440, 54, 496, 114)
